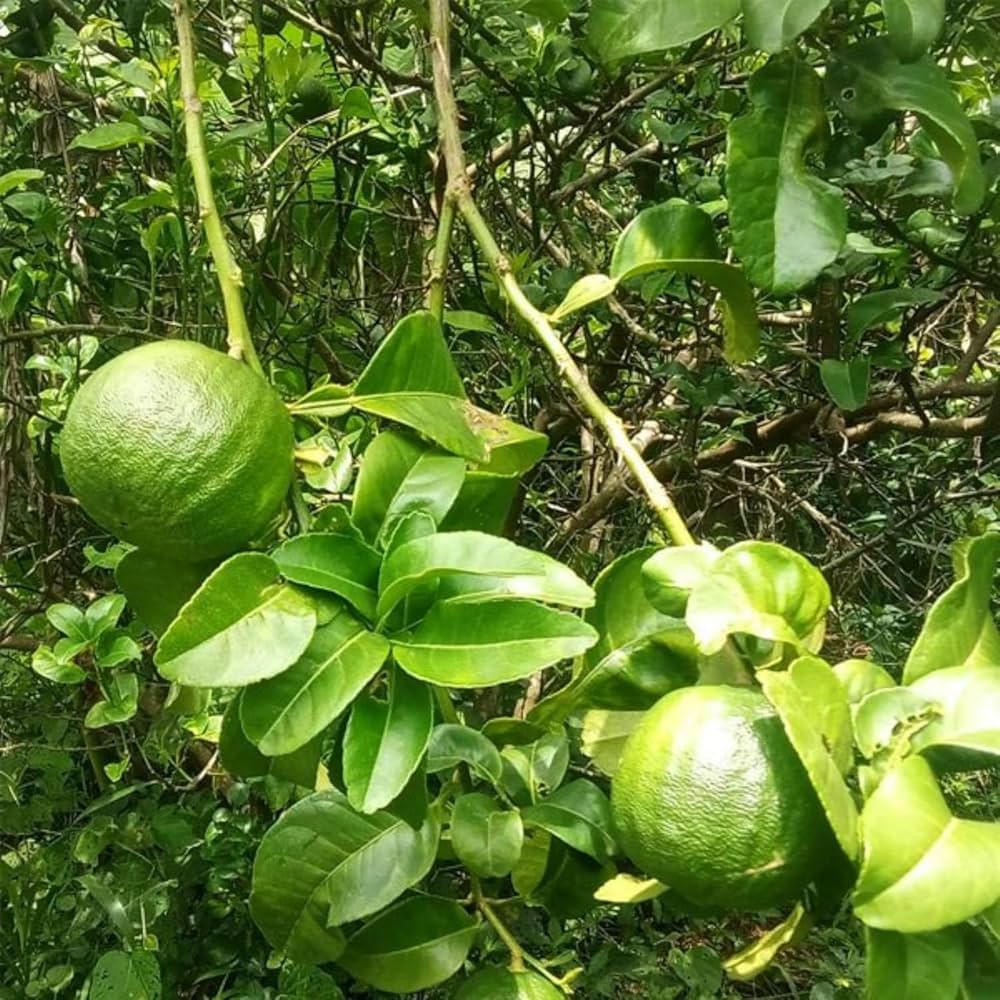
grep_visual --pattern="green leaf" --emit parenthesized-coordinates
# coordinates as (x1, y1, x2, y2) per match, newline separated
(392, 598, 597, 687)
(90, 950, 160, 1000)
(742, 0, 831, 53)
(610, 201, 760, 363)
(828, 39, 985, 215)
(866, 926, 964, 1000)
(272, 533, 381, 620)
(450, 792, 524, 877)
(0, 168, 44, 197)
(426, 724, 504, 784)
(355, 311, 465, 399)
(685, 541, 831, 657)
(85, 672, 139, 728)
(759, 658, 859, 860)
(728, 55, 847, 293)
(909, 666, 1000, 771)
(883, 0, 945, 60)
(853, 686, 934, 760)
(853, 755, 1000, 932)
(219, 695, 323, 786)
(549, 274, 618, 323)
(904, 534, 1000, 684)
(522, 779, 617, 861)
(500, 732, 570, 806)
(70, 122, 147, 151)
(587, 0, 739, 62)
(250, 789, 440, 961)
(351, 392, 489, 463)
(833, 658, 896, 704)
(336, 897, 478, 994)
(115, 550, 212, 637)
(820, 357, 871, 411)
(352, 431, 465, 546)
(155, 554, 317, 688)
(439, 472, 520, 535)
(642, 544, 721, 616)
(343, 667, 434, 813)
(580, 709, 645, 776)
(724, 904, 811, 981)
(378, 531, 594, 620)
(846, 288, 944, 339)
(444, 309, 497, 334)
(31, 646, 85, 684)
(240, 608, 390, 755)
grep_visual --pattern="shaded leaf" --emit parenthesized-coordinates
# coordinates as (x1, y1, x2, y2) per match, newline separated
(522, 779, 617, 861)
(742, 0, 831, 53)
(336, 897, 477, 994)
(820, 357, 871, 411)
(883, 0, 945, 60)
(70, 122, 146, 151)
(450, 792, 524, 877)
(728, 56, 847, 293)
(115, 550, 212, 637)
(90, 950, 160, 1000)
(847, 287, 944, 339)
(426, 724, 504, 784)
(865, 926, 964, 1000)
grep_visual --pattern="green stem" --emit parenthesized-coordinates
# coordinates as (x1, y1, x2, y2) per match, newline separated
(472, 876, 526, 973)
(426, 0, 694, 547)
(433, 685, 460, 724)
(173, 0, 263, 375)
(427, 193, 456, 321)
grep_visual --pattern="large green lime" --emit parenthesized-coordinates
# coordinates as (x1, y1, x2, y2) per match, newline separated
(454, 967, 562, 1000)
(60, 340, 294, 562)
(611, 684, 839, 912)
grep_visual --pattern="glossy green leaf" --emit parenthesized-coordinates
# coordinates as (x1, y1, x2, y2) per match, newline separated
(642, 544, 721, 617)
(828, 39, 985, 215)
(904, 534, 1000, 683)
(219, 695, 324, 787)
(426, 724, 504, 784)
(587, 0, 739, 62)
(450, 792, 524, 877)
(853, 755, 1000, 932)
(355, 311, 465, 399)
(467, 416, 548, 476)
(833, 658, 896, 704)
(272, 533, 381, 620)
(846, 288, 944, 339)
(439, 472, 519, 534)
(351, 431, 465, 546)
(336, 897, 477, 994)
(724, 904, 811, 981)
(728, 56, 847, 293)
(250, 789, 440, 962)
(610, 201, 760, 363)
(155, 554, 317, 688)
(686, 541, 831, 656)
(866, 926, 964, 1000)
(853, 686, 934, 760)
(549, 274, 618, 323)
(910, 666, 1000, 771)
(378, 531, 593, 620)
(392, 599, 598, 687)
(84, 672, 139, 729)
(351, 392, 489, 463)
(580, 710, 644, 776)
(343, 667, 434, 813)
(501, 733, 571, 806)
(759, 658, 859, 859)
(883, 0, 945, 60)
(820, 357, 871, 411)
(115, 550, 212, 636)
(0, 168, 44, 197)
(522, 779, 616, 861)
(70, 122, 146, 151)
(90, 950, 160, 1000)
(742, 0, 830, 53)
(240, 608, 390, 755)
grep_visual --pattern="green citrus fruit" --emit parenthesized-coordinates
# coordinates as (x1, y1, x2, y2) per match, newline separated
(454, 967, 562, 1000)
(611, 684, 839, 912)
(60, 340, 294, 562)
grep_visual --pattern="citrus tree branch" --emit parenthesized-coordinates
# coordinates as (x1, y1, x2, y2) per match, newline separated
(173, 0, 262, 375)
(427, 0, 694, 547)
(427, 193, 456, 321)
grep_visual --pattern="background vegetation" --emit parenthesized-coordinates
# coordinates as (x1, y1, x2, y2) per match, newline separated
(2, 0, 999, 996)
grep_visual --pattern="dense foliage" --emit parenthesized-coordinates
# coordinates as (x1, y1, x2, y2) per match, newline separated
(3, 0, 1000, 997)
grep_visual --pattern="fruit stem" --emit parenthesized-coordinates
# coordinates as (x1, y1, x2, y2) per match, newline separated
(427, 192, 456, 321)
(173, 0, 264, 376)
(426, 0, 694, 546)
(472, 876, 526, 972)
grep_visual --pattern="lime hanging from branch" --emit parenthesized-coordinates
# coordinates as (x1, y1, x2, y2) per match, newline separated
(611, 685, 842, 912)
(60, 340, 294, 562)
